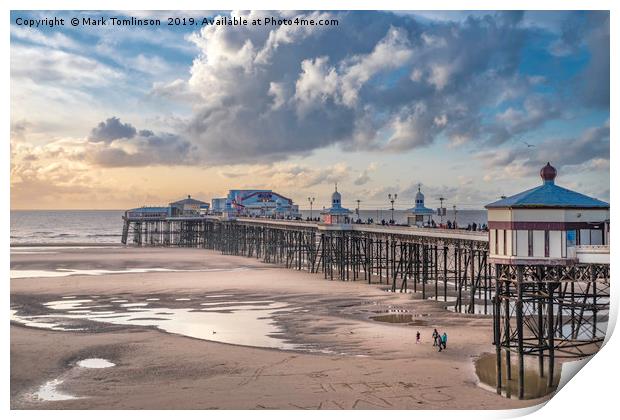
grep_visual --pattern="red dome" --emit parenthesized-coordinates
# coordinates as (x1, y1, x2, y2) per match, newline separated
(540, 162, 557, 183)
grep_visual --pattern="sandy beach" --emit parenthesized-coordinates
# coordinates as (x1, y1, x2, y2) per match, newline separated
(10, 246, 548, 409)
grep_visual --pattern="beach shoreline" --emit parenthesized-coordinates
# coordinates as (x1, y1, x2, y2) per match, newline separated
(10, 246, 547, 409)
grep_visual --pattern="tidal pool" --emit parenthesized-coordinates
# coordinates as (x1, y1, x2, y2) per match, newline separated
(475, 353, 560, 399)
(446, 303, 491, 315)
(12, 296, 300, 351)
(77, 358, 115, 369)
(370, 314, 414, 323)
(32, 378, 78, 402)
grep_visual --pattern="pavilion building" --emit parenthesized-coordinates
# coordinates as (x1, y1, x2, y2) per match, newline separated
(169, 195, 209, 217)
(321, 185, 352, 225)
(407, 185, 435, 227)
(485, 162, 609, 265)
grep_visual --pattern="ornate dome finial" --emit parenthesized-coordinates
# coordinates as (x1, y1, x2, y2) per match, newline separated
(540, 162, 557, 184)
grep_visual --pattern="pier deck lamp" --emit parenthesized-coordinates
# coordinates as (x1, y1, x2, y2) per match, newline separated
(388, 193, 398, 224)
(307, 197, 315, 220)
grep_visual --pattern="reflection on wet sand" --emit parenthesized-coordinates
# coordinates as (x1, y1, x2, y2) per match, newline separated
(12, 296, 300, 350)
(475, 353, 560, 399)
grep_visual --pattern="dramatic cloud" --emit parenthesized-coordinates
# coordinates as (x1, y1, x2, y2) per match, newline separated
(152, 10, 607, 164)
(86, 118, 195, 167)
(9, 10, 609, 209)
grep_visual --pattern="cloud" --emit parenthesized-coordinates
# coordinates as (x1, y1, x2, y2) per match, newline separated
(11, 26, 81, 51)
(170, 10, 607, 164)
(384, 103, 436, 151)
(576, 13, 609, 108)
(86, 118, 195, 167)
(17, 11, 602, 168)
(86, 134, 193, 167)
(353, 162, 378, 186)
(89, 117, 137, 143)
(11, 45, 122, 87)
(477, 121, 609, 180)
(218, 162, 351, 189)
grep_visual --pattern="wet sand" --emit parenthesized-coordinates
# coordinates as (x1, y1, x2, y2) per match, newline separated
(11, 246, 548, 409)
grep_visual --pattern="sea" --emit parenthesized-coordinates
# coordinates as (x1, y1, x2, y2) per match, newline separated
(10, 209, 487, 246)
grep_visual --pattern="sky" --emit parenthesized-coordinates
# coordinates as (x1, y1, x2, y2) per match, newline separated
(9, 10, 610, 210)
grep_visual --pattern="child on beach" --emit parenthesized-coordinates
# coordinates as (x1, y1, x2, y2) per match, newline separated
(441, 332, 448, 349)
(416, 331, 421, 344)
(432, 329, 439, 346)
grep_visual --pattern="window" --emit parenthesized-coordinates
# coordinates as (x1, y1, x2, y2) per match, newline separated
(528, 230, 533, 257)
(567, 230, 576, 247)
(503, 229, 507, 255)
(494, 230, 498, 255)
(544, 230, 549, 257)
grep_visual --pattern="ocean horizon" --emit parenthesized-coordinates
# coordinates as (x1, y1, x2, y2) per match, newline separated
(10, 209, 488, 245)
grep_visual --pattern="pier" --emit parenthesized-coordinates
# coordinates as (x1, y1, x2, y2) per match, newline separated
(120, 164, 609, 400)
(121, 213, 609, 399)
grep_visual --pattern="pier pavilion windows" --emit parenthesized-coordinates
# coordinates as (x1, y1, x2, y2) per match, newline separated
(516, 230, 528, 256)
(561, 231, 567, 258)
(527, 230, 533, 257)
(533, 231, 545, 256)
(567, 230, 577, 248)
(544, 230, 549, 257)
(502, 229, 507, 255)
(497, 229, 505, 255)
(549, 231, 562, 258)
(578, 228, 603, 246)
(591, 228, 603, 245)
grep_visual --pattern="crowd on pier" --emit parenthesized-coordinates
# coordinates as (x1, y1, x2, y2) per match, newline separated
(300, 215, 488, 231)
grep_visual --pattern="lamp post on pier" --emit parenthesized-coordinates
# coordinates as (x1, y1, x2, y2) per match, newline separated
(356, 199, 361, 221)
(453, 204, 457, 228)
(308, 197, 315, 220)
(438, 197, 445, 224)
(388, 193, 398, 224)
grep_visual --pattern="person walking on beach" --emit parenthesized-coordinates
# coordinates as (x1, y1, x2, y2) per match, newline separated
(437, 334, 443, 352)
(416, 331, 421, 344)
(432, 329, 439, 346)
(441, 332, 448, 350)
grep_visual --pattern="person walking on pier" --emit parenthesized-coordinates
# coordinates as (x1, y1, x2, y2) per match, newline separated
(416, 331, 421, 344)
(441, 332, 448, 350)
(432, 329, 439, 346)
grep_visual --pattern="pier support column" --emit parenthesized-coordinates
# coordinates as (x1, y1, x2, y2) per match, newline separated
(494, 264, 502, 395)
(547, 280, 556, 389)
(504, 279, 512, 387)
(516, 265, 525, 399)
(537, 266, 545, 378)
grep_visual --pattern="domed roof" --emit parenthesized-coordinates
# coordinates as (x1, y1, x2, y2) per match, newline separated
(486, 162, 609, 209)
(331, 183, 341, 201)
(415, 184, 424, 203)
(540, 162, 557, 184)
